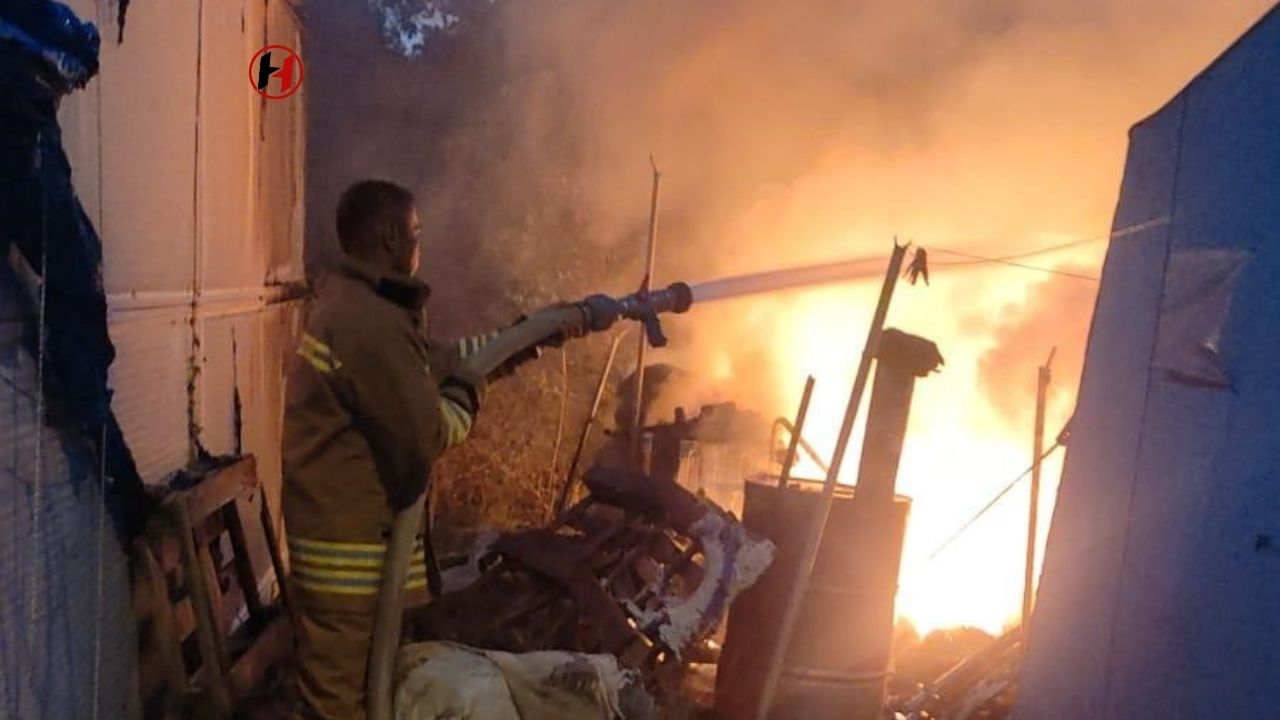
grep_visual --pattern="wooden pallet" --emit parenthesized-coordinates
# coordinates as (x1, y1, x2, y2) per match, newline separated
(132, 456, 293, 719)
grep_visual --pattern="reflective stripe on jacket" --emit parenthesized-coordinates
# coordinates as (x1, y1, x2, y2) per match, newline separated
(283, 258, 471, 612)
(288, 536, 429, 596)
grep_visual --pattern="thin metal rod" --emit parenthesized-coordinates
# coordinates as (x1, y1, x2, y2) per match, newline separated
(629, 158, 662, 467)
(769, 418, 831, 475)
(755, 241, 909, 720)
(1023, 348, 1054, 625)
(553, 331, 627, 517)
(777, 376, 816, 489)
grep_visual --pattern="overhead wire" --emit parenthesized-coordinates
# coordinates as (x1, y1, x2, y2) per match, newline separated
(930, 249, 1101, 281)
(931, 235, 1105, 266)
(925, 215, 1173, 281)
(925, 441, 1065, 563)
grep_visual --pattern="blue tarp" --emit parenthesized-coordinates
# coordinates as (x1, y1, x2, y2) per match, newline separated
(0, 0, 150, 541)
(1017, 6, 1280, 718)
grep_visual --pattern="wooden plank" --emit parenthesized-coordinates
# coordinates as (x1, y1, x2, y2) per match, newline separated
(223, 498, 267, 620)
(181, 457, 260, 523)
(257, 479, 293, 623)
(173, 598, 198, 644)
(136, 538, 189, 710)
(227, 614, 293, 702)
(174, 502, 233, 716)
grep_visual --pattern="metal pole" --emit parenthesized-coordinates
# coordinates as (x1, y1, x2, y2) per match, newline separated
(629, 158, 662, 468)
(777, 376, 816, 489)
(755, 241, 909, 720)
(1022, 348, 1054, 626)
(770, 417, 831, 476)
(553, 331, 627, 517)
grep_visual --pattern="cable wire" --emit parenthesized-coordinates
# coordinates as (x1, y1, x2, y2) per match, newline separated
(931, 251, 1099, 281)
(926, 215, 1174, 281)
(926, 442, 1064, 562)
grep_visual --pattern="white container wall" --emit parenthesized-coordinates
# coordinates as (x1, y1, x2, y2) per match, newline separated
(0, 1, 305, 717)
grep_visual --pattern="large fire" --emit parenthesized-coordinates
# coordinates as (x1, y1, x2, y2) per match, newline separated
(687, 242, 1101, 635)
(351, 0, 1278, 637)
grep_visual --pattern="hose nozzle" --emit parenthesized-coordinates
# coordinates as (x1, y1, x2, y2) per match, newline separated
(613, 282, 693, 347)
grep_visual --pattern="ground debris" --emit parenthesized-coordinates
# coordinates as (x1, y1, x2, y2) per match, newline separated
(890, 625, 1022, 720)
(409, 465, 774, 693)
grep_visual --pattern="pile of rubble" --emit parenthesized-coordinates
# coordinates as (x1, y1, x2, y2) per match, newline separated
(408, 465, 775, 710)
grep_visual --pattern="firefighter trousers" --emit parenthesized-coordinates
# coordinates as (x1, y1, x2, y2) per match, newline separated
(291, 603, 374, 720)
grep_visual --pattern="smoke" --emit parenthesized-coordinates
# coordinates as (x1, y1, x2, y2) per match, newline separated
(307, 0, 1274, 630)
(394, 0, 1272, 418)
(977, 267, 1096, 431)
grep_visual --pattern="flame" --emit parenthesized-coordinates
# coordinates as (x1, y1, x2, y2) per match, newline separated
(669, 239, 1096, 636)
(754, 253, 1090, 635)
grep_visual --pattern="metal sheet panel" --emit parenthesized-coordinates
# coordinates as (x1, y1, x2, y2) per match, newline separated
(198, 313, 245, 458)
(259, 0, 306, 284)
(241, 301, 303, 521)
(98, 0, 199, 295)
(200, 0, 261, 291)
(108, 308, 193, 484)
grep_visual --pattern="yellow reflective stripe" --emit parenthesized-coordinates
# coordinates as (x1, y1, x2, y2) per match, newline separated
(300, 333, 328, 355)
(299, 333, 342, 371)
(292, 563, 427, 582)
(458, 332, 499, 359)
(439, 397, 472, 446)
(301, 333, 341, 367)
(291, 538, 431, 596)
(289, 537, 386, 556)
(288, 537, 424, 564)
(291, 549, 427, 571)
(294, 575, 429, 596)
(297, 345, 333, 373)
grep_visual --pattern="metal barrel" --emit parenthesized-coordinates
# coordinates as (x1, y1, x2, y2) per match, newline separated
(715, 477, 910, 720)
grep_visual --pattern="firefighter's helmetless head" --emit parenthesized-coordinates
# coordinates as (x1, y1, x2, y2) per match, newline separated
(336, 179, 422, 276)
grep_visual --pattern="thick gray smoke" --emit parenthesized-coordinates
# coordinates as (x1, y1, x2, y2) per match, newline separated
(309, 0, 1270, 421)
(303, 1, 1274, 540)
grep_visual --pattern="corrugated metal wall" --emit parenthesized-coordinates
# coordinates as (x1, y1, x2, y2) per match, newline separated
(0, 1, 305, 717)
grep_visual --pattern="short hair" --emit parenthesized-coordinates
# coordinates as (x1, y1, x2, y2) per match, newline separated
(335, 180, 415, 256)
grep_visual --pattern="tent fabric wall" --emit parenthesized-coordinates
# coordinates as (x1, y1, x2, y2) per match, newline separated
(1017, 7, 1280, 719)
(0, 1, 304, 717)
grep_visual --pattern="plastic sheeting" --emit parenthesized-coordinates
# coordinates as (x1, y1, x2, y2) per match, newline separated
(394, 642, 640, 720)
(0, 0, 149, 540)
(1151, 248, 1249, 388)
(1017, 6, 1280, 719)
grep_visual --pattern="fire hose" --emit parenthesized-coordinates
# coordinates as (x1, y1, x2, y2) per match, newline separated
(365, 251, 917, 719)
(366, 283, 693, 720)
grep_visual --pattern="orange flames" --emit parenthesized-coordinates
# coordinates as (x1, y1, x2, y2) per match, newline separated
(684, 249, 1092, 635)
(422, 0, 1278, 634)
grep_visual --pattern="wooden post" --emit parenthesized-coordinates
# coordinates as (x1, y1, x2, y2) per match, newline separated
(1022, 348, 1054, 626)
(755, 241, 910, 720)
(554, 331, 627, 518)
(629, 158, 662, 468)
(777, 376, 816, 489)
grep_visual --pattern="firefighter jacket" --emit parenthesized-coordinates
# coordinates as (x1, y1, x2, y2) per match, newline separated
(281, 257, 486, 612)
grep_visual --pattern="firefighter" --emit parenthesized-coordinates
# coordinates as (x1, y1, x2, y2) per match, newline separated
(280, 180, 517, 719)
